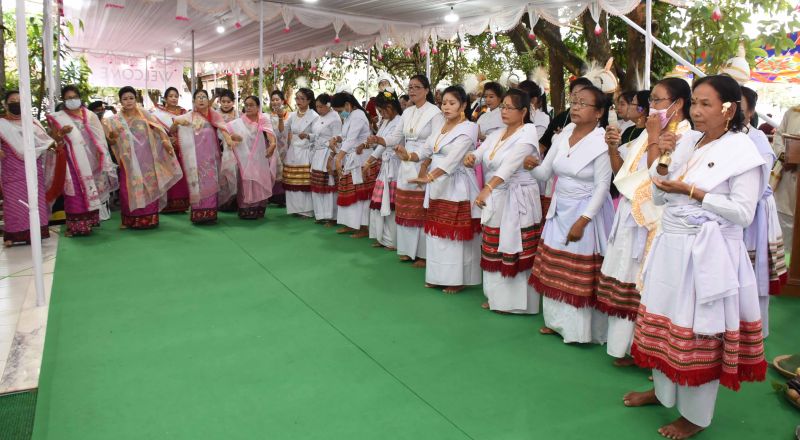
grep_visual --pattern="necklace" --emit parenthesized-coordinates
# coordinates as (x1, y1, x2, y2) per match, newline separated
(433, 123, 457, 153)
(297, 108, 307, 118)
(408, 105, 426, 135)
(489, 125, 522, 161)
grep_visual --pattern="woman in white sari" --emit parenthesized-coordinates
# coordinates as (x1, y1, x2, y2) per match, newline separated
(47, 85, 117, 236)
(409, 86, 481, 293)
(364, 91, 404, 249)
(527, 85, 614, 344)
(332, 92, 374, 238)
(468, 89, 542, 313)
(475, 82, 505, 141)
(309, 94, 342, 224)
(624, 75, 767, 440)
(269, 90, 290, 206)
(395, 75, 444, 266)
(284, 88, 319, 217)
(226, 96, 277, 220)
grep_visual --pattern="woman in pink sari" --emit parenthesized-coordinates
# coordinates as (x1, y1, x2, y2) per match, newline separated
(226, 96, 277, 219)
(105, 86, 183, 229)
(0, 90, 54, 246)
(150, 87, 190, 213)
(172, 89, 237, 224)
(47, 85, 118, 237)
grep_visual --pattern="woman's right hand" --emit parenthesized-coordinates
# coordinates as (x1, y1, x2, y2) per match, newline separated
(175, 118, 191, 127)
(605, 125, 620, 148)
(657, 131, 678, 156)
(523, 155, 539, 171)
(463, 153, 476, 168)
(395, 145, 410, 161)
(645, 114, 662, 140)
(59, 125, 73, 137)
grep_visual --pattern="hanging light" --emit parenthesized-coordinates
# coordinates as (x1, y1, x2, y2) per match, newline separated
(303, 0, 318, 3)
(216, 20, 225, 34)
(444, 6, 459, 23)
(174, 43, 182, 53)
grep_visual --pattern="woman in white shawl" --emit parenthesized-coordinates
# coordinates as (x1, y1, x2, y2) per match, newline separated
(309, 93, 342, 224)
(226, 96, 277, 220)
(284, 88, 319, 217)
(527, 85, 614, 344)
(467, 88, 542, 313)
(395, 75, 444, 266)
(47, 85, 117, 237)
(624, 75, 767, 440)
(409, 86, 481, 293)
(475, 81, 506, 141)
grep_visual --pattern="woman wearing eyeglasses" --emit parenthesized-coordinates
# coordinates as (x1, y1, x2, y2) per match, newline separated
(623, 75, 767, 440)
(394, 75, 444, 267)
(526, 85, 614, 344)
(408, 86, 480, 293)
(466, 89, 542, 313)
(599, 79, 693, 367)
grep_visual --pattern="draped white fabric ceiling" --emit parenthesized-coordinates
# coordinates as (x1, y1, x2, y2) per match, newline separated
(62, 0, 642, 68)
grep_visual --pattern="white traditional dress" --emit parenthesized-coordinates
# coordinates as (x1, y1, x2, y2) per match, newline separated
(396, 102, 443, 260)
(284, 109, 319, 216)
(336, 109, 373, 229)
(531, 109, 551, 142)
(597, 120, 694, 358)
(418, 120, 481, 287)
(368, 115, 404, 247)
(475, 124, 542, 313)
(477, 107, 504, 138)
(633, 130, 767, 428)
(743, 125, 786, 337)
(270, 112, 290, 200)
(529, 124, 614, 343)
(150, 105, 190, 213)
(309, 110, 342, 221)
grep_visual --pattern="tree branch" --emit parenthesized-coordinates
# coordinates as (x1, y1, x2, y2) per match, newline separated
(533, 19, 585, 75)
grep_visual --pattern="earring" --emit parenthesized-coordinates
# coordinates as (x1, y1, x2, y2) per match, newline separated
(725, 118, 731, 131)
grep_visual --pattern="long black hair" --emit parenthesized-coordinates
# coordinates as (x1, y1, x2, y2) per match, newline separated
(740, 86, 759, 127)
(375, 90, 403, 116)
(163, 87, 180, 103)
(409, 74, 436, 104)
(483, 82, 505, 99)
(118, 86, 137, 100)
(296, 88, 315, 104)
(442, 85, 471, 120)
(503, 88, 532, 124)
(633, 90, 651, 118)
(331, 92, 366, 113)
(517, 80, 548, 113)
(692, 75, 746, 133)
(655, 77, 692, 122)
(316, 93, 332, 107)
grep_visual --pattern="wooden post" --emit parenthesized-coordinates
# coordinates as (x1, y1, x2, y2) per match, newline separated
(780, 133, 800, 297)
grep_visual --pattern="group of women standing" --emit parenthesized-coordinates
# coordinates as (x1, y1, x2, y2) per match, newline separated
(0, 72, 782, 440)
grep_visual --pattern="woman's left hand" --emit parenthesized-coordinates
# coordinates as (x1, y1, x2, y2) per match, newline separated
(523, 155, 540, 171)
(474, 186, 492, 208)
(407, 176, 430, 185)
(652, 178, 692, 195)
(565, 217, 590, 244)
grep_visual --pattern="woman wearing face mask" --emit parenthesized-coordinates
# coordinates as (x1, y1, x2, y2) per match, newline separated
(284, 88, 319, 218)
(47, 85, 118, 237)
(364, 91, 404, 249)
(600, 78, 693, 367)
(408, 86, 481, 294)
(394, 74, 443, 267)
(226, 96, 277, 220)
(151, 87, 190, 213)
(466, 89, 542, 312)
(623, 75, 767, 440)
(105, 86, 183, 230)
(0, 91, 55, 246)
(476, 82, 505, 141)
(740, 86, 786, 337)
(269, 90, 291, 207)
(309, 94, 342, 224)
(331, 92, 373, 238)
(171, 89, 238, 224)
(216, 89, 237, 123)
(526, 85, 614, 344)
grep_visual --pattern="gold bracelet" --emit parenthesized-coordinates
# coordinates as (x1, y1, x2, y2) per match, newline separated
(427, 173, 435, 181)
(689, 185, 696, 199)
(485, 183, 494, 191)
(580, 215, 591, 222)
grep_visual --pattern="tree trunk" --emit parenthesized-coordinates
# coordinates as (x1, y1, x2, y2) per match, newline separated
(622, 4, 647, 91)
(548, 48, 565, 114)
(582, 11, 612, 65)
(533, 19, 584, 75)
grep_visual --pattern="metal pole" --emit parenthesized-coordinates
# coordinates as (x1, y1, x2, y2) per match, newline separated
(644, 0, 652, 88)
(163, 48, 168, 94)
(43, 0, 55, 112)
(15, 0, 46, 307)
(365, 47, 371, 103)
(617, 13, 779, 128)
(191, 30, 196, 94)
(258, 1, 264, 111)
(234, 73, 239, 114)
(144, 55, 149, 107)
(425, 47, 431, 80)
(54, 12, 61, 97)
(273, 54, 278, 88)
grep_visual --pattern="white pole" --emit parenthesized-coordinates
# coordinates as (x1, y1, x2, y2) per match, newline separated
(43, 0, 55, 112)
(234, 73, 239, 113)
(144, 55, 149, 107)
(258, 1, 264, 111)
(617, 13, 779, 128)
(365, 47, 371, 103)
(425, 46, 431, 80)
(191, 30, 196, 94)
(54, 12, 61, 97)
(163, 48, 168, 94)
(273, 54, 278, 88)
(644, 0, 652, 89)
(15, 0, 46, 307)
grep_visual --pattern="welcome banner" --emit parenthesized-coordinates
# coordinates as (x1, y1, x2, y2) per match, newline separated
(87, 53, 185, 91)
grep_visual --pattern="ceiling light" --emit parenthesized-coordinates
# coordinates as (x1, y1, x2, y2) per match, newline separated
(445, 6, 459, 23)
(174, 45, 182, 54)
(303, 0, 319, 3)
(216, 23, 225, 34)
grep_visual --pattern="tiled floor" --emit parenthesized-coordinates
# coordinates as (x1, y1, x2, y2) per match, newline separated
(0, 229, 58, 394)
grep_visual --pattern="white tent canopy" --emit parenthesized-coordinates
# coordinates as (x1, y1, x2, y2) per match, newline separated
(63, 0, 643, 68)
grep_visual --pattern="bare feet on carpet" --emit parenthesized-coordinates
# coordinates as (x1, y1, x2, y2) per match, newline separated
(539, 326, 556, 335)
(412, 259, 426, 268)
(399, 255, 412, 262)
(386, 246, 396, 251)
(324, 221, 336, 227)
(350, 229, 368, 239)
(658, 417, 704, 440)
(481, 302, 490, 309)
(425, 283, 439, 289)
(613, 357, 636, 367)
(371, 242, 383, 247)
(443, 286, 464, 294)
(336, 227, 353, 234)
(623, 388, 659, 407)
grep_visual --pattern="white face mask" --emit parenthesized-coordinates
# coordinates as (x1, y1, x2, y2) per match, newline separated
(65, 98, 82, 110)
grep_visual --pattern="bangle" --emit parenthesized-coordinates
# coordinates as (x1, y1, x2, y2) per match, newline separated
(427, 173, 435, 181)
(580, 215, 591, 222)
(485, 182, 495, 191)
(689, 185, 696, 199)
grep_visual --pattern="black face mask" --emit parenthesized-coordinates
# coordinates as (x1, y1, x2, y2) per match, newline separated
(7, 102, 21, 115)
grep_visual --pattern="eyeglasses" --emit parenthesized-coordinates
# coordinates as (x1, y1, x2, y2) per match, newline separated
(407, 85, 425, 91)
(569, 100, 597, 109)
(498, 104, 523, 111)
(648, 97, 672, 105)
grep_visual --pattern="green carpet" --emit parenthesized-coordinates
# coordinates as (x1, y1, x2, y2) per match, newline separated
(26, 211, 800, 439)
(0, 391, 37, 440)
